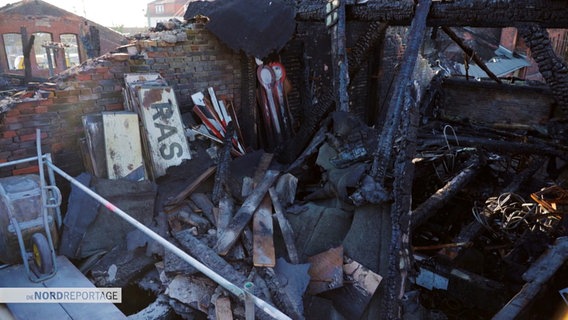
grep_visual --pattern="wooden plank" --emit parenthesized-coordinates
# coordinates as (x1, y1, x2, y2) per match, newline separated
(438, 78, 554, 127)
(326, 256, 383, 319)
(214, 296, 233, 320)
(102, 112, 146, 181)
(137, 86, 192, 178)
(166, 275, 215, 313)
(208, 87, 227, 127)
(215, 170, 280, 255)
(307, 246, 343, 295)
(163, 166, 216, 212)
(253, 195, 276, 267)
(0, 256, 126, 320)
(269, 187, 299, 264)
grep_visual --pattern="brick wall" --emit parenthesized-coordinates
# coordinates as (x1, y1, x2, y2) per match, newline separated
(0, 26, 242, 179)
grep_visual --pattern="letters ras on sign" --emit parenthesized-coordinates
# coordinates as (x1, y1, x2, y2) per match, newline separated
(138, 86, 191, 178)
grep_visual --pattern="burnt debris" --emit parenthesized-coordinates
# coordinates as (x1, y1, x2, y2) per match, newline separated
(1, 0, 568, 320)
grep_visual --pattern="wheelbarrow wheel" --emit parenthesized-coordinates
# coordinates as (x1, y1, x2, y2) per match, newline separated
(31, 233, 53, 275)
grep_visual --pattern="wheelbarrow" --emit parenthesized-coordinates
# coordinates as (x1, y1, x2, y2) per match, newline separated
(0, 130, 60, 282)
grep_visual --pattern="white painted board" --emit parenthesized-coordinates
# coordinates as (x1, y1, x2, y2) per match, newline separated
(102, 111, 146, 181)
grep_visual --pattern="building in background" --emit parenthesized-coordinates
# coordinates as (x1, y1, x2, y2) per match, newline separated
(0, 0, 126, 81)
(146, 0, 189, 28)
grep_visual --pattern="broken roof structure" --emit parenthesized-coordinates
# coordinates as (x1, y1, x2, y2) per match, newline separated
(0, 0, 567, 319)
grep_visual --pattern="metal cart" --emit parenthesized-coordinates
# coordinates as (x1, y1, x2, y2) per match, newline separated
(0, 130, 61, 282)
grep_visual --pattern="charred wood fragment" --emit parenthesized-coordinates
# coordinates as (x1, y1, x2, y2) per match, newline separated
(411, 153, 481, 230)
(215, 170, 280, 255)
(518, 24, 568, 116)
(163, 166, 216, 213)
(173, 230, 275, 320)
(212, 122, 235, 204)
(297, 0, 568, 28)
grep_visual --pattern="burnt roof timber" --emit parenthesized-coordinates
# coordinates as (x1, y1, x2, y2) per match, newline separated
(297, 0, 568, 28)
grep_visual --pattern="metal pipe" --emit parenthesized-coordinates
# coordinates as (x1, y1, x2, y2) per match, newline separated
(0, 155, 46, 168)
(36, 129, 58, 282)
(44, 160, 291, 320)
(244, 282, 256, 320)
(45, 153, 62, 229)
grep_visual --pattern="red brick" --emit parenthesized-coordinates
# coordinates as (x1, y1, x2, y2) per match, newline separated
(16, 101, 39, 109)
(12, 165, 39, 175)
(75, 73, 92, 81)
(50, 142, 64, 153)
(35, 106, 48, 113)
(3, 116, 19, 124)
(20, 132, 47, 142)
(105, 103, 124, 111)
(2, 131, 17, 139)
(96, 67, 110, 73)
(5, 109, 20, 117)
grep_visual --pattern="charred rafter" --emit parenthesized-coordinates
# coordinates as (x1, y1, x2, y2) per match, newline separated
(297, 0, 568, 28)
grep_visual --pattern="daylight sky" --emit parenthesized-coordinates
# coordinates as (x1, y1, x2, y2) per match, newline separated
(0, 0, 148, 27)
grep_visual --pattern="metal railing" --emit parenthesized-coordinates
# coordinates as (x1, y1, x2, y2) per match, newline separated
(33, 128, 290, 319)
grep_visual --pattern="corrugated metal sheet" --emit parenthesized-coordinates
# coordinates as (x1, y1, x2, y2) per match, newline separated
(457, 56, 531, 78)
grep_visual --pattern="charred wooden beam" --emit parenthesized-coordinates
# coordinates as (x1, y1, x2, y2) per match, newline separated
(411, 154, 481, 230)
(492, 237, 568, 320)
(518, 24, 568, 116)
(215, 170, 280, 255)
(383, 66, 426, 319)
(173, 230, 275, 320)
(327, 0, 350, 112)
(454, 156, 546, 248)
(441, 26, 502, 84)
(212, 122, 235, 204)
(20, 27, 34, 84)
(163, 166, 216, 213)
(419, 134, 568, 161)
(269, 187, 300, 264)
(371, 0, 431, 183)
(297, 0, 568, 28)
(278, 21, 387, 163)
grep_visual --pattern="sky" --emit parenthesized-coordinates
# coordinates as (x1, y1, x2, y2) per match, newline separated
(0, 0, 148, 27)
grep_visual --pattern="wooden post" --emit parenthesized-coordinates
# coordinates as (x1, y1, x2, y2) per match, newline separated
(327, 0, 350, 112)
(20, 27, 34, 84)
(371, 0, 433, 184)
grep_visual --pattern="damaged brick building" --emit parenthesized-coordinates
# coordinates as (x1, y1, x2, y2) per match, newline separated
(0, 0, 126, 82)
(0, 0, 567, 320)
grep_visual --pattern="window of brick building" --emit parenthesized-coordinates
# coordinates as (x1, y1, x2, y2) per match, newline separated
(3, 33, 23, 70)
(32, 32, 54, 69)
(60, 34, 80, 68)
